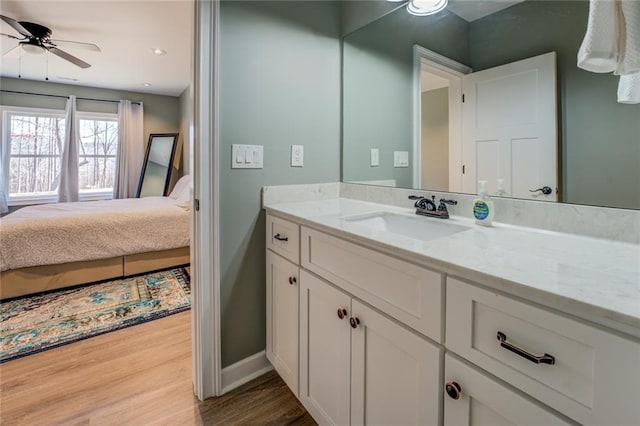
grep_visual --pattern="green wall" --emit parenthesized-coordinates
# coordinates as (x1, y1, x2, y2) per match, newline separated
(0, 77, 182, 146)
(342, 8, 468, 188)
(219, 1, 341, 367)
(469, 0, 640, 209)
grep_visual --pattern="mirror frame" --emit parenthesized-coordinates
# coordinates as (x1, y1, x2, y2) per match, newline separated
(136, 132, 179, 197)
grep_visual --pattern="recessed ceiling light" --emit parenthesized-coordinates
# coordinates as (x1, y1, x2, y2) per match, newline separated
(151, 48, 167, 55)
(142, 82, 152, 87)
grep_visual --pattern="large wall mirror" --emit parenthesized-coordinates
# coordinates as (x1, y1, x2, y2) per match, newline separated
(137, 133, 179, 197)
(342, 0, 640, 210)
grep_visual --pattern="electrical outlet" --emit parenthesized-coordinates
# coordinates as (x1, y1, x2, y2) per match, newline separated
(291, 145, 304, 167)
(371, 148, 379, 166)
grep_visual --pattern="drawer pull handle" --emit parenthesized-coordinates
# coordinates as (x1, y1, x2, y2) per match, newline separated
(497, 332, 555, 365)
(445, 381, 462, 400)
(288, 276, 297, 285)
(337, 308, 347, 320)
(350, 317, 360, 329)
(274, 233, 288, 242)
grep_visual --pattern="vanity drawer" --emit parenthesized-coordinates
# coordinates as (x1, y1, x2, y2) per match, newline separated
(446, 277, 640, 425)
(266, 215, 300, 264)
(301, 226, 443, 342)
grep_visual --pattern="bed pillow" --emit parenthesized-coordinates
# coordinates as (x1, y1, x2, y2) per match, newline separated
(169, 175, 191, 206)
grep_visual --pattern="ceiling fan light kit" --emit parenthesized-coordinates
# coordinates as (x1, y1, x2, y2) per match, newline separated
(1, 14, 100, 71)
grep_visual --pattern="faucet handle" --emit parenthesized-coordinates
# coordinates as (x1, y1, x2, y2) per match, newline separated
(440, 199, 458, 205)
(408, 195, 423, 200)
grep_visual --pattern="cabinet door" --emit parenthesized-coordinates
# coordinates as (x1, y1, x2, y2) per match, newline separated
(443, 355, 571, 426)
(300, 270, 351, 425)
(351, 300, 442, 426)
(266, 251, 299, 395)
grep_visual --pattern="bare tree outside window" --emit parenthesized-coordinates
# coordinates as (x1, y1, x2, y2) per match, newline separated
(7, 114, 64, 196)
(78, 119, 118, 192)
(4, 110, 119, 199)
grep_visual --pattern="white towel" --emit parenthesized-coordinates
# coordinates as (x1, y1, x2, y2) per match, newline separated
(578, 0, 621, 73)
(617, 73, 640, 103)
(616, 0, 640, 75)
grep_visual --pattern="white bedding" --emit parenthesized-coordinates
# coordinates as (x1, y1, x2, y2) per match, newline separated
(0, 197, 190, 271)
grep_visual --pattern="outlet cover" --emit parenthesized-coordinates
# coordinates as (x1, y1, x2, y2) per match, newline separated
(394, 151, 409, 168)
(291, 145, 304, 167)
(370, 148, 379, 166)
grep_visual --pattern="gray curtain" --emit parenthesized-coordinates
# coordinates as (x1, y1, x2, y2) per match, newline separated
(58, 95, 79, 202)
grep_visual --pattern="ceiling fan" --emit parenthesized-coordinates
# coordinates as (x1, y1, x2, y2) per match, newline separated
(1, 14, 100, 69)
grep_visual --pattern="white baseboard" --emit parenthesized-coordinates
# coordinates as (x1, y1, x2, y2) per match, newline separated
(220, 350, 273, 394)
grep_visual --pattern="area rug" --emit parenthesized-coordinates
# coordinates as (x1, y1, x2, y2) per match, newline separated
(0, 267, 190, 363)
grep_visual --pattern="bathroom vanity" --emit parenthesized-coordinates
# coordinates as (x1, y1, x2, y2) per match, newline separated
(264, 191, 640, 426)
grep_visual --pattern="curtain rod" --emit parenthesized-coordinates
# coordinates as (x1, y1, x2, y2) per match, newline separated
(0, 89, 141, 105)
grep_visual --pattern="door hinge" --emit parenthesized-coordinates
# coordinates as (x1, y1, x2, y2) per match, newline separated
(194, 198, 200, 211)
(462, 165, 466, 174)
(462, 94, 465, 103)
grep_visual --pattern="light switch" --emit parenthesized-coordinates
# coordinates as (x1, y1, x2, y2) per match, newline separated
(370, 148, 379, 167)
(232, 144, 263, 169)
(394, 151, 409, 168)
(291, 145, 304, 167)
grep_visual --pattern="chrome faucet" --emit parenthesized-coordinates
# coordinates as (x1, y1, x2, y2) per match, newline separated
(408, 195, 457, 219)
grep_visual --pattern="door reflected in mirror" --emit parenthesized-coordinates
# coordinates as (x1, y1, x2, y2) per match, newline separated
(137, 133, 179, 198)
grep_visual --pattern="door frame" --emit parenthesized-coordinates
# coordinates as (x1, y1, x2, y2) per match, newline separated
(412, 45, 471, 192)
(192, 0, 221, 400)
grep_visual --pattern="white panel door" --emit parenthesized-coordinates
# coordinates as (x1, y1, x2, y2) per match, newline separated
(462, 52, 557, 201)
(350, 300, 442, 426)
(443, 355, 571, 426)
(266, 251, 299, 395)
(299, 271, 351, 425)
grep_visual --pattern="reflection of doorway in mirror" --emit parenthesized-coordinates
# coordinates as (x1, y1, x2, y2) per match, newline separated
(421, 71, 450, 192)
(413, 45, 470, 193)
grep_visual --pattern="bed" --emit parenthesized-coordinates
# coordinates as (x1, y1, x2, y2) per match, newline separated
(0, 176, 191, 300)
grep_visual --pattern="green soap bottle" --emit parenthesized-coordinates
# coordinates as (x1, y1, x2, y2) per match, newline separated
(473, 180, 494, 227)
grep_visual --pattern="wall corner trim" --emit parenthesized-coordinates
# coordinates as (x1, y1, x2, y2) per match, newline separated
(220, 350, 273, 395)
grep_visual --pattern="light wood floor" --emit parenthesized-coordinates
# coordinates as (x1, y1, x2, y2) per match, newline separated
(0, 311, 314, 425)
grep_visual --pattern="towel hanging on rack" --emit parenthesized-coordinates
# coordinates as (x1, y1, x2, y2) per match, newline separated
(577, 0, 620, 73)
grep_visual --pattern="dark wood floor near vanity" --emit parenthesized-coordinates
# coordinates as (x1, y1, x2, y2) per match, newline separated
(0, 311, 315, 425)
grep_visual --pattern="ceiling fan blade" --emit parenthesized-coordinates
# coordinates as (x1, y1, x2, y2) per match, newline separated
(0, 15, 33, 38)
(49, 47, 91, 69)
(50, 39, 100, 52)
(1, 32, 21, 40)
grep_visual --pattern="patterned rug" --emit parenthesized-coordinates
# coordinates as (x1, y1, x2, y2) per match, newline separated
(0, 267, 190, 363)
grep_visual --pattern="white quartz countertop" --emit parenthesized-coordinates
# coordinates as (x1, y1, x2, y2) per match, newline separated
(265, 198, 640, 337)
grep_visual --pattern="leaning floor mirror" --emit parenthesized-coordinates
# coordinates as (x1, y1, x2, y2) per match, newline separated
(136, 133, 179, 197)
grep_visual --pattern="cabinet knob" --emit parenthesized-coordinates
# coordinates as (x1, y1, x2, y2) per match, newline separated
(445, 381, 462, 400)
(288, 276, 297, 285)
(337, 308, 347, 320)
(349, 317, 360, 329)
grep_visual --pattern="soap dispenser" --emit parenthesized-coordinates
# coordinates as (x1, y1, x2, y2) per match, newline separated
(473, 180, 494, 227)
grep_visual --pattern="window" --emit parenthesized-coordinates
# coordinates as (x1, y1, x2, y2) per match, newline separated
(78, 114, 119, 196)
(1, 107, 119, 204)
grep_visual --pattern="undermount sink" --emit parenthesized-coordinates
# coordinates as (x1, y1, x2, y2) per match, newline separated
(343, 212, 470, 242)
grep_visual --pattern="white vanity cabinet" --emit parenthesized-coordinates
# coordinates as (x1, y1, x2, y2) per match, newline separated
(266, 214, 301, 395)
(300, 271, 442, 426)
(264, 212, 640, 426)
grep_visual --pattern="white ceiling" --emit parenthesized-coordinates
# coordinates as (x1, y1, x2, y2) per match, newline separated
(0, 0, 193, 97)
